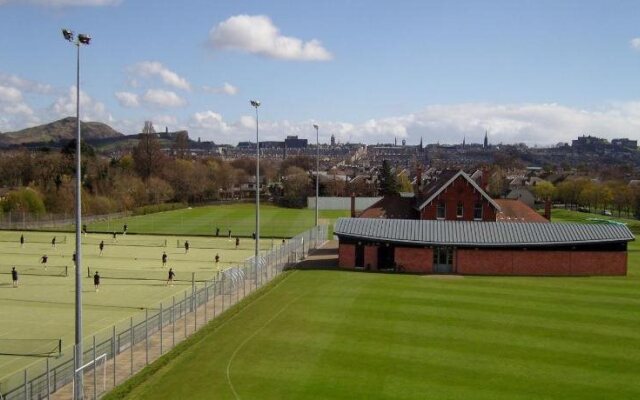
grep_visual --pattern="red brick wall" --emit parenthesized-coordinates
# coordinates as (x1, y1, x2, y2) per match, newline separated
(364, 245, 379, 270)
(339, 243, 355, 268)
(457, 249, 627, 276)
(420, 176, 497, 221)
(395, 247, 433, 273)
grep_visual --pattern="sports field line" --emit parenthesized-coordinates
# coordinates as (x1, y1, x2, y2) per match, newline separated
(226, 292, 305, 400)
(0, 297, 152, 311)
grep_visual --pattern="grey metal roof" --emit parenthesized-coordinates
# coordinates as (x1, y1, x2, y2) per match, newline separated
(334, 218, 635, 247)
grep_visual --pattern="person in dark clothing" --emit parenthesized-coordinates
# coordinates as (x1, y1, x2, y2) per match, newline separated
(228, 229, 231, 238)
(112, 231, 117, 241)
(235, 237, 240, 249)
(11, 267, 18, 288)
(215, 227, 220, 237)
(166, 268, 175, 286)
(184, 240, 190, 254)
(123, 223, 128, 236)
(40, 254, 48, 270)
(20, 234, 24, 248)
(93, 271, 100, 292)
(99, 240, 104, 256)
(252, 232, 256, 240)
(72, 253, 76, 266)
(82, 224, 87, 235)
(215, 253, 220, 264)
(51, 236, 56, 248)
(162, 251, 168, 267)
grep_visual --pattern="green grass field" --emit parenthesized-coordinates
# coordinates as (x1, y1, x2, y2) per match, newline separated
(86, 204, 348, 237)
(0, 230, 273, 384)
(107, 209, 640, 399)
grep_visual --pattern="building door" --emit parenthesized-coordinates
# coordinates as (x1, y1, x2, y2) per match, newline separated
(433, 247, 453, 273)
(355, 243, 365, 268)
(378, 244, 395, 270)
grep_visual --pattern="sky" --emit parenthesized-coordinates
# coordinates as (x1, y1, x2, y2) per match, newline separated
(1, 0, 640, 146)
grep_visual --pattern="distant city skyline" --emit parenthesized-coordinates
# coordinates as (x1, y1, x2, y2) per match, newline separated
(1, 0, 640, 146)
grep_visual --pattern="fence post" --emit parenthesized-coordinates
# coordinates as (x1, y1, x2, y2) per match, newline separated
(222, 278, 225, 312)
(172, 296, 176, 348)
(112, 325, 116, 388)
(23, 368, 27, 400)
(213, 280, 217, 318)
(191, 273, 195, 312)
(46, 357, 50, 400)
(205, 285, 208, 322)
(145, 308, 149, 365)
(93, 335, 97, 400)
(184, 291, 188, 338)
(130, 317, 133, 376)
(160, 303, 164, 355)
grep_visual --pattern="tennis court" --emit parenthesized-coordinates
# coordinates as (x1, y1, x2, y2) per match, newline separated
(0, 231, 273, 384)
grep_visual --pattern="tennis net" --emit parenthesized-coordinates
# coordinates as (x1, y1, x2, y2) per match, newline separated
(83, 236, 167, 248)
(87, 267, 210, 282)
(175, 238, 258, 250)
(0, 338, 62, 357)
(0, 265, 68, 277)
(0, 235, 67, 244)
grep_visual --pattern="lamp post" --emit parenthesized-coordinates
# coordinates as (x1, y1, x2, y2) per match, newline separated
(250, 100, 260, 285)
(62, 28, 91, 400)
(313, 124, 319, 226)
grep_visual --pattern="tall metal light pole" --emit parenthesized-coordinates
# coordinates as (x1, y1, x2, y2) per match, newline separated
(62, 28, 91, 400)
(250, 100, 261, 284)
(313, 124, 319, 226)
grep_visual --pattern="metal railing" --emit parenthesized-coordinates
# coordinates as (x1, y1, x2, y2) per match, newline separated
(0, 225, 327, 400)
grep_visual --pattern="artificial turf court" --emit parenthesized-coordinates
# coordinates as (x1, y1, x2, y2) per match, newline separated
(85, 204, 348, 237)
(110, 241, 640, 400)
(0, 230, 272, 384)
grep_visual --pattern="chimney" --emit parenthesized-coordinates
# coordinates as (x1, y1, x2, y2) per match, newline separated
(351, 193, 356, 218)
(414, 165, 422, 196)
(544, 199, 552, 221)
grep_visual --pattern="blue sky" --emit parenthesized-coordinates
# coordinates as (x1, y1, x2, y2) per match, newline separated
(1, 0, 640, 146)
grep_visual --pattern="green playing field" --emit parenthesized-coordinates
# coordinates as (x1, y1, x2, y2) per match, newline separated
(105, 211, 640, 400)
(0, 230, 273, 385)
(85, 204, 348, 237)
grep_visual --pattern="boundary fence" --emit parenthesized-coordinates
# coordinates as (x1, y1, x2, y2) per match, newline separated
(0, 224, 327, 400)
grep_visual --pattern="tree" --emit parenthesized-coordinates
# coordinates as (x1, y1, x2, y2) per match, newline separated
(133, 133, 165, 179)
(1, 187, 46, 215)
(172, 131, 189, 159)
(280, 166, 310, 208)
(378, 160, 399, 195)
(532, 181, 556, 201)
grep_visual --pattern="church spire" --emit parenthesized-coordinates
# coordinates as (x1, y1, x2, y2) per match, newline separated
(483, 130, 488, 149)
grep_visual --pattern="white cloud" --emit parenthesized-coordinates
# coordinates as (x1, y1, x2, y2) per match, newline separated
(190, 110, 232, 133)
(0, 73, 53, 94)
(209, 15, 333, 61)
(202, 82, 238, 95)
(631, 37, 640, 51)
(0, 85, 23, 103)
(0, 0, 120, 6)
(50, 86, 109, 121)
(129, 61, 191, 90)
(142, 89, 186, 108)
(114, 91, 139, 108)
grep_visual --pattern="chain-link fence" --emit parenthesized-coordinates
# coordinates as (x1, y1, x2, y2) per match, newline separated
(0, 224, 327, 400)
(0, 211, 131, 232)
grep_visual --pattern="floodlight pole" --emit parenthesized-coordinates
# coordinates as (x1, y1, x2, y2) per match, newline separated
(63, 28, 89, 400)
(251, 100, 261, 284)
(313, 124, 319, 226)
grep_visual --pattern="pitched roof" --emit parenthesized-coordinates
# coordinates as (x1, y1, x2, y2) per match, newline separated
(334, 218, 634, 247)
(357, 194, 418, 219)
(416, 170, 501, 211)
(494, 199, 548, 223)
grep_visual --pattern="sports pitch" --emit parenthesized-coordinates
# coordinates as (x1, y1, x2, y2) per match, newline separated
(86, 204, 348, 237)
(0, 229, 273, 383)
(107, 217, 640, 399)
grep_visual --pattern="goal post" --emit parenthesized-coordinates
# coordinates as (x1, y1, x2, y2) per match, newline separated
(72, 352, 107, 399)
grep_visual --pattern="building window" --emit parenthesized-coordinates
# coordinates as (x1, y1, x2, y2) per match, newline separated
(474, 202, 483, 220)
(437, 202, 446, 219)
(456, 202, 463, 218)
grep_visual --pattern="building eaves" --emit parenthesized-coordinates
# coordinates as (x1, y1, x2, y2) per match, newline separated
(334, 218, 635, 247)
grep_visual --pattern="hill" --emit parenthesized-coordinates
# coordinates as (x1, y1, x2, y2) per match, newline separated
(0, 117, 123, 145)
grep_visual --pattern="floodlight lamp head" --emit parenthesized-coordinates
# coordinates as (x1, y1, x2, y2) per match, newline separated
(250, 100, 261, 108)
(62, 29, 74, 42)
(78, 34, 91, 45)
(313, 124, 319, 130)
